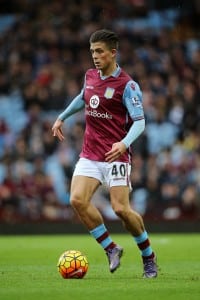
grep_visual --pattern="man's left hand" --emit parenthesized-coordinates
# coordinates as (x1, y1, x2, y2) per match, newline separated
(105, 142, 127, 163)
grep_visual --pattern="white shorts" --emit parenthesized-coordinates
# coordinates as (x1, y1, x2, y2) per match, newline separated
(73, 157, 132, 190)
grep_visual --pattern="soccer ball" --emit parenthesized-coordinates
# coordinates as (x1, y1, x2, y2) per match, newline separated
(57, 250, 89, 279)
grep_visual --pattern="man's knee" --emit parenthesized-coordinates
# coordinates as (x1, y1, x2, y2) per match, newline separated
(70, 195, 85, 210)
(112, 204, 128, 219)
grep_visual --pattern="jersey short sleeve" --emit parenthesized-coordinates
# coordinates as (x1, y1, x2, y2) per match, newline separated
(123, 80, 144, 121)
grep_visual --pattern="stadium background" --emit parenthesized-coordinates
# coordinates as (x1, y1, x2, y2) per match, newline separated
(0, 0, 199, 233)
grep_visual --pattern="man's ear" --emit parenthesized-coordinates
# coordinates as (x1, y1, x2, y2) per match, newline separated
(111, 49, 117, 57)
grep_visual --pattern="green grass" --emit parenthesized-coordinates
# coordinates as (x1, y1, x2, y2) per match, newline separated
(0, 233, 199, 300)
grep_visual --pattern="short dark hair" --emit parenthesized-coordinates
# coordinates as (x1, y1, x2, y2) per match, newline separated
(89, 29, 119, 50)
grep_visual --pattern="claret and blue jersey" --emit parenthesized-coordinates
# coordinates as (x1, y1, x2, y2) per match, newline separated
(81, 66, 144, 162)
(58, 65, 145, 163)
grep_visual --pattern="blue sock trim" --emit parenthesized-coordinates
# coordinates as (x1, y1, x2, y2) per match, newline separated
(134, 230, 148, 244)
(89, 224, 113, 250)
(142, 246, 153, 257)
(89, 224, 107, 239)
(101, 237, 113, 249)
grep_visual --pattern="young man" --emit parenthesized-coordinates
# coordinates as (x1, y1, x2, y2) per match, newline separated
(52, 29, 157, 278)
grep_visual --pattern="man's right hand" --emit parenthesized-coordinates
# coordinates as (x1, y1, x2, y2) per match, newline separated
(52, 119, 65, 141)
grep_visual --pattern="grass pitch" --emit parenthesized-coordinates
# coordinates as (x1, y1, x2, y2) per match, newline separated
(0, 233, 199, 300)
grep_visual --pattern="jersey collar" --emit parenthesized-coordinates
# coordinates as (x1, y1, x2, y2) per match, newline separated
(100, 64, 121, 80)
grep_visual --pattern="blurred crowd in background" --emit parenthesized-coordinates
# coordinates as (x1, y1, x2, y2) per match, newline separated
(0, 0, 200, 224)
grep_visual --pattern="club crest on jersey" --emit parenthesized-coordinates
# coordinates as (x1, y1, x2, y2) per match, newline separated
(104, 87, 115, 99)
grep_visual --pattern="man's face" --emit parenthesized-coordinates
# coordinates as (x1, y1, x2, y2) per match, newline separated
(90, 41, 116, 71)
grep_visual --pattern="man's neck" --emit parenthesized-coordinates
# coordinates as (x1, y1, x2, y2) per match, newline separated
(100, 63, 117, 77)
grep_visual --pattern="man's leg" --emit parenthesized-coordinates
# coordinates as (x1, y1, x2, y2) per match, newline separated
(70, 175, 102, 229)
(110, 186, 158, 278)
(70, 175, 122, 272)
